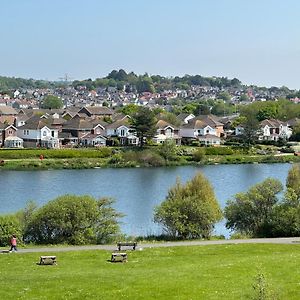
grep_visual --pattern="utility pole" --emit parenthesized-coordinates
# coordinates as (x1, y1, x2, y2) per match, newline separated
(58, 74, 73, 85)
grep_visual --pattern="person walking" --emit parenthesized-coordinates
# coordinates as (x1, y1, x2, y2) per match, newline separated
(9, 234, 17, 252)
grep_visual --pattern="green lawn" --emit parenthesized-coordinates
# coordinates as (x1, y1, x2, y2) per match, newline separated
(1, 244, 300, 299)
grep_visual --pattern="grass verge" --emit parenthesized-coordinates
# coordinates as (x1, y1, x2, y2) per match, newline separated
(0, 244, 299, 299)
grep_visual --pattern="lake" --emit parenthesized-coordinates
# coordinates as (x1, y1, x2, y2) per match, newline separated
(0, 163, 292, 237)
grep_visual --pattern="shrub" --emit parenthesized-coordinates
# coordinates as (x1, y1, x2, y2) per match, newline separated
(0, 215, 22, 247)
(24, 195, 123, 245)
(138, 150, 165, 167)
(192, 148, 206, 162)
(157, 140, 177, 161)
(205, 147, 234, 155)
(154, 172, 222, 239)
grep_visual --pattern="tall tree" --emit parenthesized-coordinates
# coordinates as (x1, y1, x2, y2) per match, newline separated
(241, 116, 260, 146)
(224, 178, 283, 237)
(286, 164, 300, 198)
(130, 107, 157, 147)
(41, 95, 63, 109)
(154, 173, 222, 239)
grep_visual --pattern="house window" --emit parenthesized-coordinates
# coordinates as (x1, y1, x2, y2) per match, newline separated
(206, 130, 209, 134)
(43, 131, 47, 137)
(23, 130, 29, 135)
(120, 129, 125, 136)
(8, 130, 13, 135)
(51, 131, 55, 137)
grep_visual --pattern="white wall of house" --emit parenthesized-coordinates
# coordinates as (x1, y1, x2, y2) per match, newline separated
(199, 125, 216, 136)
(116, 125, 130, 137)
(106, 128, 115, 136)
(164, 126, 175, 138)
(17, 128, 40, 140)
(17, 126, 58, 140)
(180, 125, 217, 138)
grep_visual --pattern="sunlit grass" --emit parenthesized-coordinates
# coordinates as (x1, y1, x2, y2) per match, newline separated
(0, 244, 300, 299)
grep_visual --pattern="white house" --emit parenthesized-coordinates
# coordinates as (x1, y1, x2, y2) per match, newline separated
(17, 115, 60, 148)
(259, 119, 292, 141)
(105, 119, 138, 146)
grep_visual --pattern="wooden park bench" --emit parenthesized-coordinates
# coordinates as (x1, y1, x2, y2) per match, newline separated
(111, 252, 127, 262)
(117, 242, 137, 251)
(1, 250, 10, 254)
(39, 255, 57, 265)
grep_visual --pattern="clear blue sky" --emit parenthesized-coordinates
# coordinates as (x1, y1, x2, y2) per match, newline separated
(1, 0, 300, 88)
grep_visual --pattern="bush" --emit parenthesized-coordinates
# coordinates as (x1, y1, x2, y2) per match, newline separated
(192, 148, 205, 162)
(157, 140, 177, 161)
(24, 195, 123, 245)
(0, 215, 22, 247)
(154, 173, 222, 239)
(138, 150, 165, 167)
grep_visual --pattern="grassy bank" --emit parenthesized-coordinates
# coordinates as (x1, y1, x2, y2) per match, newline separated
(0, 244, 299, 299)
(0, 147, 299, 170)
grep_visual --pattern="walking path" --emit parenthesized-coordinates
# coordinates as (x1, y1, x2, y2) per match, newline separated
(13, 237, 300, 253)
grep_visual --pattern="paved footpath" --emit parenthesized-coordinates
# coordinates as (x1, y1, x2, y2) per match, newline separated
(11, 237, 300, 253)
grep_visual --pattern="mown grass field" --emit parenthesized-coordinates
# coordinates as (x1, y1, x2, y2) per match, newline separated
(1, 244, 300, 299)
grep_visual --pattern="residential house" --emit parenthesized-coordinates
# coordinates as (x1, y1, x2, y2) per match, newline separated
(17, 115, 59, 148)
(177, 113, 195, 124)
(180, 115, 224, 145)
(79, 119, 107, 147)
(0, 123, 23, 148)
(105, 118, 138, 146)
(78, 106, 113, 118)
(259, 119, 292, 141)
(61, 115, 93, 146)
(0, 106, 18, 124)
(153, 120, 181, 145)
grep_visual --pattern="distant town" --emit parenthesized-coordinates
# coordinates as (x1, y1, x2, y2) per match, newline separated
(0, 69, 300, 149)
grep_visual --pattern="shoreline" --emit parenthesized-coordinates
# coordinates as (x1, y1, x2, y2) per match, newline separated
(0, 153, 298, 171)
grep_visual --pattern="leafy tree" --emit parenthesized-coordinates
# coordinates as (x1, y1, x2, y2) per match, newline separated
(286, 164, 300, 198)
(269, 188, 300, 237)
(130, 107, 157, 147)
(224, 178, 283, 237)
(24, 195, 122, 245)
(41, 95, 63, 109)
(193, 148, 206, 162)
(211, 101, 234, 116)
(182, 103, 197, 114)
(218, 91, 231, 102)
(241, 115, 260, 146)
(0, 214, 22, 247)
(197, 103, 211, 115)
(154, 173, 222, 239)
(239, 94, 249, 102)
(159, 112, 181, 127)
(257, 106, 277, 121)
(157, 139, 177, 161)
(119, 104, 139, 116)
(136, 76, 155, 93)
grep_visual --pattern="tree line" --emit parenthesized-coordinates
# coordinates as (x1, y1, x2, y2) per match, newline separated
(72, 69, 243, 93)
(0, 76, 62, 93)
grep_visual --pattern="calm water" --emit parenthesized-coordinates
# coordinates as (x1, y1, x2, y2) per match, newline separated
(0, 163, 292, 237)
